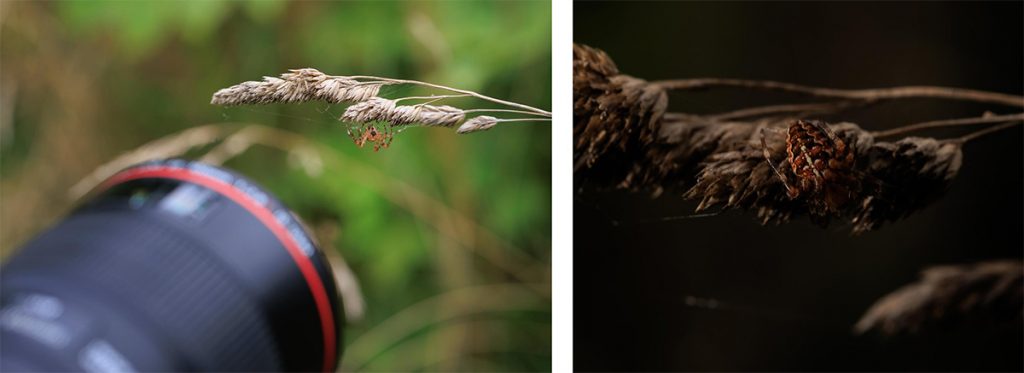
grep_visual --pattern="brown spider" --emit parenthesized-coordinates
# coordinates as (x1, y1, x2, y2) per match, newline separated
(761, 119, 858, 213)
(347, 123, 395, 152)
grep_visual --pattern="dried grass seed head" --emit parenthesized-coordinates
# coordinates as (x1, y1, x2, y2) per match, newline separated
(685, 119, 805, 224)
(573, 45, 1007, 233)
(342, 97, 396, 124)
(457, 116, 499, 134)
(396, 103, 465, 127)
(573, 44, 669, 175)
(850, 136, 962, 233)
(316, 77, 382, 103)
(340, 97, 466, 128)
(684, 118, 961, 232)
(211, 68, 383, 106)
(854, 260, 1023, 335)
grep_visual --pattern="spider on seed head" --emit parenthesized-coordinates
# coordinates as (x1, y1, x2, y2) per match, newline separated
(761, 119, 860, 214)
(347, 123, 395, 152)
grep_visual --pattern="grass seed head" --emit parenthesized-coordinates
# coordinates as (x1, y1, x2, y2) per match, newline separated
(340, 97, 466, 128)
(855, 260, 1023, 335)
(457, 116, 499, 134)
(573, 44, 669, 177)
(211, 68, 383, 106)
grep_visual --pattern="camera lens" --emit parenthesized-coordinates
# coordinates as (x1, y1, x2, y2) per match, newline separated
(1, 159, 342, 372)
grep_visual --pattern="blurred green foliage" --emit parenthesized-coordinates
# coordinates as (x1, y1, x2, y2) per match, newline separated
(1, 1, 550, 371)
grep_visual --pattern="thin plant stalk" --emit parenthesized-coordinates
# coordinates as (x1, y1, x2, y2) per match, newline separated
(345, 75, 552, 116)
(496, 118, 552, 123)
(394, 94, 472, 103)
(952, 121, 1022, 144)
(872, 113, 1024, 138)
(706, 100, 867, 121)
(465, 108, 551, 117)
(652, 78, 1024, 107)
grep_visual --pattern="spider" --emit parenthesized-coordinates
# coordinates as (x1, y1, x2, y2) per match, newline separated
(347, 123, 396, 152)
(760, 119, 858, 213)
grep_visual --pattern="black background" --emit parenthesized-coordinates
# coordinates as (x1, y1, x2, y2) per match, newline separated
(574, 2, 1023, 371)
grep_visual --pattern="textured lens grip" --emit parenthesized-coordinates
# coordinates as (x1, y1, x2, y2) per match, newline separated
(7, 211, 282, 371)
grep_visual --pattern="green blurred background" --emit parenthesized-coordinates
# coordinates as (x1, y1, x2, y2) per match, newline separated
(0, 1, 551, 371)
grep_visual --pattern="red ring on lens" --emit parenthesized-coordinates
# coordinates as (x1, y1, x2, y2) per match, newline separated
(100, 165, 337, 372)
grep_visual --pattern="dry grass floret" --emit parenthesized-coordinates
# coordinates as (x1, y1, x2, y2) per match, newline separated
(854, 260, 1023, 335)
(211, 68, 383, 105)
(671, 117, 963, 233)
(457, 116, 499, 134)
(573, 44, 668, 172)
(212, 68, 551, 151)
(341, 97, 466, 128)
(574, 43, 1023, 234)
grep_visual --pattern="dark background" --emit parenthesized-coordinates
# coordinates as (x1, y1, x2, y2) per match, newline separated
(575, 2, 1022, 371)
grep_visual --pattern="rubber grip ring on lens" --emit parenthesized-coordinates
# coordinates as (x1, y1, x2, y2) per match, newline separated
(100, 165, 337, 372)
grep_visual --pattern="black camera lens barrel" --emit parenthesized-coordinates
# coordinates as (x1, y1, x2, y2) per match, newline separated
(1, 159, 342, 372)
